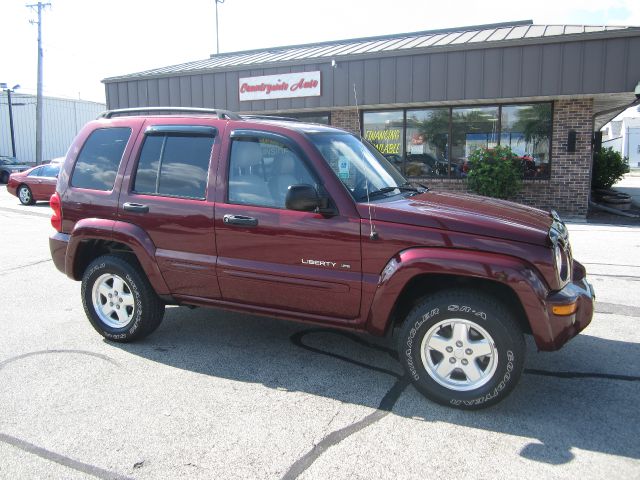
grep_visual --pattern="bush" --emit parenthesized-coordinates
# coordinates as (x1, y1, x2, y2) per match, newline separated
(466, 146, 522, 199)
(592, 147, 629, 190)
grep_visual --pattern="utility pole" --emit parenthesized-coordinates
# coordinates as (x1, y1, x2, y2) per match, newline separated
(1, 84, 20, 158)
(27, 2, 51, 165)
(214, 0, 225, 54)
(7, 88, 17, 158)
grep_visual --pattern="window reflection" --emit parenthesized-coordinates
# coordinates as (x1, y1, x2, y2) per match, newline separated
(133, 134, 213, 199)
(363, 111, 404, 172)
(501, 104, 552, 178)
(71, 128, 131, 191)
(406, 108, 449, 177)
(452, 107, 499, 177)
(362, 103, 552, 180)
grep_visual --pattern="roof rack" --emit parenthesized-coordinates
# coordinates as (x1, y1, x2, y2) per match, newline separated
(241, 114, 300, 122)
(98, 107, 242, 120)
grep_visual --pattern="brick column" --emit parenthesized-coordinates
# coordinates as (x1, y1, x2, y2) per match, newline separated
(547, 98, 593, 216)
(330, 108, 360, 135)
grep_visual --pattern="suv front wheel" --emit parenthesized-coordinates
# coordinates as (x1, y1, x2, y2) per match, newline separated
(81, 255, 165, 342)
(397, 290, 525, 410)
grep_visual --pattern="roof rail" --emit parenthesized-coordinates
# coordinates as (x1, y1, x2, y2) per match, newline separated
(241, 114, 300, 122)
(98, 107, 242, 120)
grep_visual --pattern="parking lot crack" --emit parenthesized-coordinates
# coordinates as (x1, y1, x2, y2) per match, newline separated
(0, 432, 133, 480)
(0, 259, 52, 276)
(283, 329, 409, 479)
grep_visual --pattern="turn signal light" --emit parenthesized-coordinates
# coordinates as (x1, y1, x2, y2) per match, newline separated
(552, 302, 577, 316)
(50, 192, 62, 232)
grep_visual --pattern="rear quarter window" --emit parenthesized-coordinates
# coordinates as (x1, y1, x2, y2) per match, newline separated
(71, 127, 131, 191)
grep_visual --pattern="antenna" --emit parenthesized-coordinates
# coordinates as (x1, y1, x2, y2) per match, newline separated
(353, 83, 378, 241)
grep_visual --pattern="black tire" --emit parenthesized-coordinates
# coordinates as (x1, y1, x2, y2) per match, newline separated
(18, 185, 35, 205)
(0, 171, 9, 184)
(81, 255, 165, 342)
(397, 289, 525, 410)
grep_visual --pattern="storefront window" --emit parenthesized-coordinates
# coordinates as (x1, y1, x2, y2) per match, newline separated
(263, 113, 330, 124)
(289, 112, 330, 124)
(406, 108, 449, 177)
(361, 103, 552, 180)
(363, 111, 404, 173)
(501, 104, 552, 178)
(451, 107, 499, 177)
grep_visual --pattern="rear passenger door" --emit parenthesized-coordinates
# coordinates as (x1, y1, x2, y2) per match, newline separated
(35, 164, 59, 199)
(119, 123, 220, 299)
(214, 130, 362, 320)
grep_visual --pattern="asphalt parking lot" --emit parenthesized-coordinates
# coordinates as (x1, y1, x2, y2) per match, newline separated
(0, 187, 638, 480)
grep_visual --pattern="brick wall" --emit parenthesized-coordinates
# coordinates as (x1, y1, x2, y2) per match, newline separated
(331, 99, 594, 216)
(330, 109, 360, 135)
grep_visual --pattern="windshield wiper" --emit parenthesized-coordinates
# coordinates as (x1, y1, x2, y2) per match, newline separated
(357, 184, 420, 201)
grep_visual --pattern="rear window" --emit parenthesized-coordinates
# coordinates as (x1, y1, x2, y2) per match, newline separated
(71, 128, 131, 191)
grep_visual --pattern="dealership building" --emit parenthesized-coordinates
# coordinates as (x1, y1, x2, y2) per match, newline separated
(103, 20, 640, 216)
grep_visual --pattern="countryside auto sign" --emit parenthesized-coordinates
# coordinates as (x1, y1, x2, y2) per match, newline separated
(239, 71, 321, 101)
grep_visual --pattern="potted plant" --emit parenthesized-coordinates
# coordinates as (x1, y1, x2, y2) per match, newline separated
(591, 147, 631, 210)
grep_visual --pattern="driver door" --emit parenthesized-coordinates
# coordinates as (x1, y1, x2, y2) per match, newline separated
(214, 130, 362, 319)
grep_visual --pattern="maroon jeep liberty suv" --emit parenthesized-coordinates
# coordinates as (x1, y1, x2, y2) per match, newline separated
(49, 107, 594, 409)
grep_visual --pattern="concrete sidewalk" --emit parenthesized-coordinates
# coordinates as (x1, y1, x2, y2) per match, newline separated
(614, 172, 640, 207)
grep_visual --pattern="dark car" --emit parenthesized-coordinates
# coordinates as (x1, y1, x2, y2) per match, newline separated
(0, 156, 31, 184)
(406, 153, 451, 176)
(49, 107, 594, 410)
(7, 163, 60, 205)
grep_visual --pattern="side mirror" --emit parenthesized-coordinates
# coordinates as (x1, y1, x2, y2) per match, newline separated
(285, 184, 320, 211)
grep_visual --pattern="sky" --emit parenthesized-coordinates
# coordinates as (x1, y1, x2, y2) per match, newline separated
(1, 0, 639, 104)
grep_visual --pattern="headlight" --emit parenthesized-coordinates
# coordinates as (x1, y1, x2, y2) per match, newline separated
(554, 244, 570, 283)
(550, 211, 571, 285)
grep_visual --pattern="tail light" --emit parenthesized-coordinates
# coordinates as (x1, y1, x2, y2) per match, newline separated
(50, 192, 62, 232)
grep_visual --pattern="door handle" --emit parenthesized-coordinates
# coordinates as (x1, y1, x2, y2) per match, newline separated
(223, 214, 258, 227)
(123, 202, 149, 213)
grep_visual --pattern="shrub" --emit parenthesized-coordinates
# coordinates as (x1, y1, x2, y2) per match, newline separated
(591, 147, 629, 190)
(466, 146, 522, 199)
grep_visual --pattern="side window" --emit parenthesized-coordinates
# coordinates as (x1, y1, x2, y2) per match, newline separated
(228, 136, 315, 209)
(71, 127, 131, 191)
(28, 166, 44, 177)
(133, 134, 214, 199)
(41, 165, 59, 177)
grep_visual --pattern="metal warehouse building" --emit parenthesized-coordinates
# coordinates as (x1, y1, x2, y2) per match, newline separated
(0, 93, 105, 164)
(102, 20, 640, 216)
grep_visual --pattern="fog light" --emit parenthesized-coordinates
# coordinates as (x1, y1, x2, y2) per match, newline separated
(552, 303, 578, 316)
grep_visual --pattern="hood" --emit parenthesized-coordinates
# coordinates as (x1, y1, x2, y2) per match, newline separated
(361, 191, 553, 246)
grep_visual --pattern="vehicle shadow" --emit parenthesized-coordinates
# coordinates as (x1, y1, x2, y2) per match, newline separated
(112, 306, 640, 464)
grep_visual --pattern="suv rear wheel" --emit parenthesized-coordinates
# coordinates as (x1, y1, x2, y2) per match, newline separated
(397, 289, 525, 410)
(81, 255, 165, 342)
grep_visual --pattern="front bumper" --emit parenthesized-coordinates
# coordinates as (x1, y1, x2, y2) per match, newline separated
(542, 261, 595, 350)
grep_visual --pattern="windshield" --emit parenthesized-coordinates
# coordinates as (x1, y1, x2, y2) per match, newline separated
(309, 132, 410, 202)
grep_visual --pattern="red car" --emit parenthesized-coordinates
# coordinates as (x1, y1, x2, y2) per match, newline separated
(7, 163, 60, 205)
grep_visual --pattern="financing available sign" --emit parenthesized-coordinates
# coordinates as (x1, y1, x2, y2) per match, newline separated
(239, 71, 321, 101)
